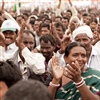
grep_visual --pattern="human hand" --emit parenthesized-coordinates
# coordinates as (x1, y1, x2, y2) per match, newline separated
(0, 32, 5, 47)
(59, 36, 72, 54)
(51, 56, 64, 81)
(16, 20, 25, 50)
(64, 61, 82, 83)
(1, 0, 4, 13)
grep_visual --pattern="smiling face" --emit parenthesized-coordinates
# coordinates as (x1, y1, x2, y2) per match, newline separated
(3, 30, 17, 46)
(64, 46, 87, 70)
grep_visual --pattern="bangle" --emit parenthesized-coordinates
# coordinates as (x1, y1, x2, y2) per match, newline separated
(74, 77, 84, 85)
(76, 81, 85, 88)
(49, 82, 60, 87)
(74, 77, 85, 88)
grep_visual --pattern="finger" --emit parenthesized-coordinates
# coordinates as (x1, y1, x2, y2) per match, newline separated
(74, 61, 81, 71)
(71, 62, 79, 71)
(65, 66, 75, 77)
(51, 56, 59, 68)
(66, 64, 76, 75)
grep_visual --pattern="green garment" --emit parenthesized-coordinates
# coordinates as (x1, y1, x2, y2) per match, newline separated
(55, 68, 100, 100)
(14, 2, 21, 12)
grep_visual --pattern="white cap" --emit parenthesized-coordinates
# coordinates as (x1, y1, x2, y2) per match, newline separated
(72, 25, 93, 40)
(1, 19, 20, 32)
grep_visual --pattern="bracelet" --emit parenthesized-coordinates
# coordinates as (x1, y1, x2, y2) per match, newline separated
(76, 81, 85, 88)
(74, 77, 85, 88)
(74, 77, 84, 85)
(49, 82, 60, 87)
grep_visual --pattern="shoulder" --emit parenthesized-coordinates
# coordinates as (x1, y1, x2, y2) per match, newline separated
(92, 46, 100, 54)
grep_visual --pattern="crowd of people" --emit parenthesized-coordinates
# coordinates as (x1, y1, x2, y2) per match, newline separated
(0, 0, 100, 100)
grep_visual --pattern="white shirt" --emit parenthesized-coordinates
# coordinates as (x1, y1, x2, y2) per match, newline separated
(5, 43, 19, 65)
(19, 47, 45, 77)
(94, 41, 100, 48)
(0, 44, 45, 78)
(86, 46, 100, 71)
(50, 46, 100, 71)
(34, 31, 40, 46)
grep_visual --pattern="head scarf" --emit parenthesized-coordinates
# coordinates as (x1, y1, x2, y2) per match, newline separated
(72, 25, 93, 40)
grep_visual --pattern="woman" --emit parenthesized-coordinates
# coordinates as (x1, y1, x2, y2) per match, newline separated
(48, 42, 100, 100)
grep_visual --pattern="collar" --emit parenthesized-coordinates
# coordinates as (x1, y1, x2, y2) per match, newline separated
(7, 43, 17, 50)
(90, 46, 98, 56)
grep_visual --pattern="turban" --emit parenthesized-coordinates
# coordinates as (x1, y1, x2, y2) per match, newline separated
(72, 25, 93, 40)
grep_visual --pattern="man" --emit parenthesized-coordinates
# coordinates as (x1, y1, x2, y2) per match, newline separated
(16, 29, 45, 79)
(40, 23, 50, 35)
(3, 80, 53, 100)
(0, 20, 45, 80)
(33, 19, 42, 46)
(0, 60, 22, 100)
(1, 19, 19, 64)
(72, 25, 100, 71)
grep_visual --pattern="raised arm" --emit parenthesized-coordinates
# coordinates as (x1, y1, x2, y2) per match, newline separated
(64, 61, 100, 100)
(48, 56, 64, 99)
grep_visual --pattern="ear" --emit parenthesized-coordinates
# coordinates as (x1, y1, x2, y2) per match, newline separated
(64, 55, 68, 64)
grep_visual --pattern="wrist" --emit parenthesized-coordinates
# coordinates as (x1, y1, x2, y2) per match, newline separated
(59, 49, 64, 54)
(52, 78, 60, 84)
(19, 43, 25, 50)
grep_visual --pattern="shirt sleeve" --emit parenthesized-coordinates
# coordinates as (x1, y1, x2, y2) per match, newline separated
(0, 46, 6, 61)
(22, 47, 45, 75)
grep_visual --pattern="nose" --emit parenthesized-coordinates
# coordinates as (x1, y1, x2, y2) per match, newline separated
(79, 40, 85, 45)
(77, 55, 82, 61)
(42, 48, 47, 52)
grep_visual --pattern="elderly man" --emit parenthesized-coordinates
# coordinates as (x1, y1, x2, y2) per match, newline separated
(72, 25, 100, 71)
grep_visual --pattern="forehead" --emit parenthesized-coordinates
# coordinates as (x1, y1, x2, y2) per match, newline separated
(23, 33, 34, 40)
(40, 40, 53, 47)
(41, 27, 49, 30)
(69, 46, 86, 54)
(75, 33, 90, 40)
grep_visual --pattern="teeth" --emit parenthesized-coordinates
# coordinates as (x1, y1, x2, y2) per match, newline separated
(5, 38, 11, 40)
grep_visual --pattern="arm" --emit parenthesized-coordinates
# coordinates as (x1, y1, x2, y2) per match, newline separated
(64, 61, 100, 100)
(55, 0, 62, 16)
(21, 47, 45, 74)
(16, 22, 45, 75)
(48, 56, 64, 99)
(68, 0, 78, 17)
(0, 32, 6, 61)
(51, 23, 61, 47)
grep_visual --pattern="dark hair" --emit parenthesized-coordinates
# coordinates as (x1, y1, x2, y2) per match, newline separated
(40, 34, 56, 46)
(16, 15, 24, 19)
(62, 16, 70, 22)
(23, 29, 36, 48)
(0, 60, 22, 88)
(82, 12, 88, 16)
(3, 79, 53, 100)
(65, 42, 86, 57)
(54, 22, 66, 32)
(44, 18, 52, 23)
(23, 12, 29, 17)
(55, 16, 62, 21)
(91, 18, 98, 24)
(67, 10, 72, 16)
(40, 23, 50, 30)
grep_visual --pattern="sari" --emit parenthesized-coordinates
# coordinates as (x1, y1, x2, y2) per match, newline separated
(55, 68, 100, 100)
